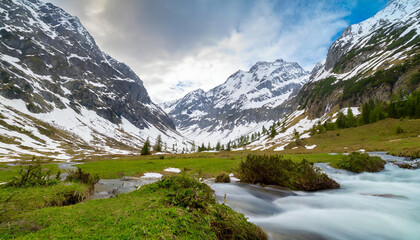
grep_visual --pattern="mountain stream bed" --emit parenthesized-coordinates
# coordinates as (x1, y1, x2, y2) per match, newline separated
(212, 152, 420, 239)
(51, 152, 420, 239)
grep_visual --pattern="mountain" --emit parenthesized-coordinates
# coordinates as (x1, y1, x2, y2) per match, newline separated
(0, 0, 189, 160)
(298, 0, 420, 118)
(241, 0, 420, 152)
(161, 59, 309, 144)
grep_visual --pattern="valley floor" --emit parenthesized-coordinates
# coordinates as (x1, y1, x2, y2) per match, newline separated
(1, 118, 419, 239)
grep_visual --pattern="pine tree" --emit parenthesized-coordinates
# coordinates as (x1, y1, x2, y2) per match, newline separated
(153, 135, 162, 152)
(269, 124, 277, 138)
(346, 108, 356, 127)
(216, 141, 221, 151)
(336, 111, 347, 129)
(262, 126, 267, 134)
(362, 102, 371, 124)
(226, 141, 231, 151)
(141, 138, 151, 155)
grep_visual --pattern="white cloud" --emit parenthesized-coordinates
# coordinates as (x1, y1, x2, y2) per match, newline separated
(141, 1, 349, 103)
(46, 0, 350, 103)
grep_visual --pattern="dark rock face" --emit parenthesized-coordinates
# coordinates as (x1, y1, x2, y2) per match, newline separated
(0, 0, 175, 130)
(161, 59, 309, 139)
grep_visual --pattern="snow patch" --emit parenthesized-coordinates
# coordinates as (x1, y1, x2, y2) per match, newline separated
(164, 168, 181, 173)
(141, 173, 163, 179)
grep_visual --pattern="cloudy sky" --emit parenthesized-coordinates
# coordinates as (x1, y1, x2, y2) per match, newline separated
(46, 0, 387, 103)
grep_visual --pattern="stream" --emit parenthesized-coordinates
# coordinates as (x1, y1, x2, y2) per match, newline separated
(212, 152, 420, 240)
(53, 152, 420, 239)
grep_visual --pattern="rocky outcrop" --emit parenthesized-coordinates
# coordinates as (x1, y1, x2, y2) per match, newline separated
(0, 0, 174, 131)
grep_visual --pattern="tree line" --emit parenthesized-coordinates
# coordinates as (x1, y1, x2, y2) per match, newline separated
(310, 90, 420, 135)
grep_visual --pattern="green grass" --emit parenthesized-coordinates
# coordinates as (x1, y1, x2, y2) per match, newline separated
(0, 163, 60, 183)
(78, 156, 241, 179)
(281, 118, 420, 156)
(0, 183, 91, 225)
(1, 176, 266, 239)
(75, 153, 344, 180)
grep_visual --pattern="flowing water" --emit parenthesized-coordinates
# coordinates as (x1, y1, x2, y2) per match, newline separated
(212, 153, 420, 240)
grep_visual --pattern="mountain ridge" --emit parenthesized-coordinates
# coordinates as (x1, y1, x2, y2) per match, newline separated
(160, 58, 309, 144)
(0, 0, 189, 160)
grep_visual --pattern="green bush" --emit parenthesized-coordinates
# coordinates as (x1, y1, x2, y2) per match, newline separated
(237, 155, 339, 191)
(67, 167, 99, 187)
(396, 125, 404, 134)
(332, 152, 385, 173)
(5, 158, 58, 188)
(148, 175, 215, 209)
(215, 173, 230, 183)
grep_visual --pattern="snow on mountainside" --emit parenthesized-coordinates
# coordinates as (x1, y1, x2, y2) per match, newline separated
(238, 0, 420, 152)
(0, 0, 189, 161)
(161, 59, 309, 145)
(297, 0, 420, 119)
(311, 0, 420, 82)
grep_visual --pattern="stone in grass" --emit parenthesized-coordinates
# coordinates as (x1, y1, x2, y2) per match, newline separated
(215, 173, 230, 183)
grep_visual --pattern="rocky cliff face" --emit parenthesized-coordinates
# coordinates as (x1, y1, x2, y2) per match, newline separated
(0, 0, 187, 160)
(297, 0, 420, 118)
(161, 59, 309, 144)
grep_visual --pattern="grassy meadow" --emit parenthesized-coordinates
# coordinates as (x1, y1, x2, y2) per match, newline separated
(1, 117, 419, 239)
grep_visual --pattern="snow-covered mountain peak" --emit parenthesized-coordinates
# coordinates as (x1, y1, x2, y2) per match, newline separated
(311, 0, 420, 81)
(0, 0, 190, 160)
(161, 59, 309, 144)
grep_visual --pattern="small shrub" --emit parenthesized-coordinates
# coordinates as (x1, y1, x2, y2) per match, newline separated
(159, 155, 165, 159)
(215, 173, 230, 183)
(396, 125, 404, 134)
(237, 155, 339, 191)
(5, 158, 56, 188)
(332, 152, 385, 173)
(67, 167, 99, 187)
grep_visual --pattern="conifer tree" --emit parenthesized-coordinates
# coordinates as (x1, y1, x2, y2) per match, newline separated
(216, 141, 221, 151)
(336, 111, 347, 128)
(153, 134, 162, 152)
(346, 108, 356, 127)
(269, 124, 277, 138)
(141, 138, 151, 155)
(262, 126, 267, 134)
